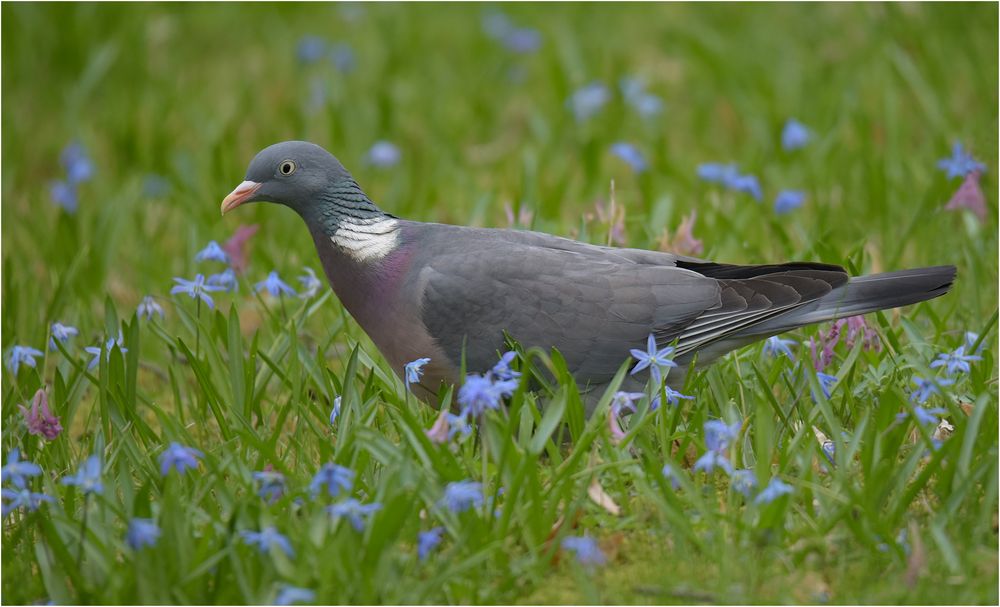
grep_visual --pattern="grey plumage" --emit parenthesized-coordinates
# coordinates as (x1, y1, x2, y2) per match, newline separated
(222, 141, 957, 410)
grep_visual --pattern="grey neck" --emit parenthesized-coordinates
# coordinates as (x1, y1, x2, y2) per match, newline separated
(300, 179, 401, 263)
(305, 178, 390, 237)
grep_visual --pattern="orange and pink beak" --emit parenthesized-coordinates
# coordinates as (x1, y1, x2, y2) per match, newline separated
(220, 180, 262, 215)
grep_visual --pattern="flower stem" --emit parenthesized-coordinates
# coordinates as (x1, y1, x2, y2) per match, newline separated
(76, 493, 90, 568)
(195, 298, 201, 359)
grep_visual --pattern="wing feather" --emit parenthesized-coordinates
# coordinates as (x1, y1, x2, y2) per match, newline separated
(406, 223, 849, 384)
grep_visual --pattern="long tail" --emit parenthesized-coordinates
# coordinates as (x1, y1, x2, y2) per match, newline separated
(746, 265, 957, 335)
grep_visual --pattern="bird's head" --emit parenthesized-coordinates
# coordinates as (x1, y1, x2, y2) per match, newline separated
(221, 141, 352, 217)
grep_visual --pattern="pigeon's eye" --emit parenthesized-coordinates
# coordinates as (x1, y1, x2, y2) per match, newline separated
(279, 160, 296, 176)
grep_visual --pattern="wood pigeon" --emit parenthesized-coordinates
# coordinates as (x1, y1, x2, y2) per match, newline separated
(222, 141, 955, 408)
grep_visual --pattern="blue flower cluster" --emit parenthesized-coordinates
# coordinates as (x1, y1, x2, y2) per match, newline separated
(296, 36, 356, 73)
(697, 162, 764, 201)
(49, 142, 94, 213)
(898, 333, 983, 428)
(2, 449, 164, 551)
(165, 241, 315, 321)
(697, 118, 813, 212)
(413, 351, 520, 438)
(619, 77, 665, 119)
(482, 10, 541, 54)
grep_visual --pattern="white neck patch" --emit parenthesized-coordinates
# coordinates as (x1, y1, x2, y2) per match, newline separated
(331, 217, 400, 262)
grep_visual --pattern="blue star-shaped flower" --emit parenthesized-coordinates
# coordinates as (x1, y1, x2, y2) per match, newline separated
(404, 357, 431, 392)
(610, 142, 648, 173)
(482, 9, 512, 37)
(252, 470, 286, 503)
(5, 345, 44, 374)
(693, 449, 733, 475)
(207, 269, 239, 293)
(821, 440, 836, 465)
(60, 142, 94, 184)
(417, 527, 445, 560)
(937, 141, 986, 179)
(171, 274, 223, 308)
(330, 396, 342, 426)
(697, 162, 740, 184)
(84, 336, 126, 369)
(632, 92, 664, 118)
(240, 526, 294, 557)
(2, 488, 54, 517)
(310, 463, 354, 498)
(964, 331, 984, 354)
(695, 419, 741, 475)
(275, 585, 316, 606)
(704, 419, 741, 452)
(561, 535, 606, 566)
(754, 477, 794, 504)
(730, 469, 758, 497)
(896, 405, 948, 426)
(610, 391, 645, 416)
(567, 82, 609, 122)
(726, 173, 763, 201)
(297, 267, 322, 298)
(366, 141, 401, 168)
(660, 463, 681, 490)
(620, 78, 665, 119)
(84, 336, 128, 370)
(61, 455, 103, 495)
(781, 119, 812, 151)
(296, 36, 326, 64)
(136, 296, 165, 321)
(327, 499, 382, 531)
(651, 385, 694, 410)
(194, 241, 229, 264)
(49, 322, 79, 350)
(329, 43, 356, 73)
(254, 271, 296, 298)
(126, 518, 161, 550)
(2, 449, 42, 489)
(442, 480, 483, 513)
(441, 411, 474, 442)
(910, 376, 954, 404)
(491, 351, 521, 381)
(457, 374, 512, 417)
(930, 346, 982, 375)
(501, 27, 541, 53)
(49, 180, 78, 213)
(158, 442, 203, 476)
(629, 334, 677, 385)
(816, 372, 837, 399)
(773, 190, 806, 215)
(763, 336, 796, 358)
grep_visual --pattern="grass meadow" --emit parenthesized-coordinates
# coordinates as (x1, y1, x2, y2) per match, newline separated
(1, 2, 997, 604)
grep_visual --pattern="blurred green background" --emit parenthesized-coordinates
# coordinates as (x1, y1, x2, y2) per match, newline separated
(2, 2, 996, 329)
